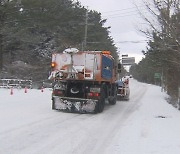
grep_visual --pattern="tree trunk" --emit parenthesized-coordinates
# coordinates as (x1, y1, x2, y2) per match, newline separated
(0, 0, 4, 72)
(0, 34, 3, 71)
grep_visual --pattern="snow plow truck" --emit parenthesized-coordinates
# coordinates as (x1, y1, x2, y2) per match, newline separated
(48, 48, 120, 113)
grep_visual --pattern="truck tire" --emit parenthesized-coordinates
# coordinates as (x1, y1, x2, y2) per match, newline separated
(108, 86, 117, 105)
(109, 87, 117, 105)
(109, 96, 117, 105)
(95, 88, 105, 113)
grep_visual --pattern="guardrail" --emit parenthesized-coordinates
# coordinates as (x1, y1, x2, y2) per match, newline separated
(0, 79, 32, 89)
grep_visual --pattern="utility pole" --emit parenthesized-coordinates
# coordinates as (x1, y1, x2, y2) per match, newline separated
(81, 9, 94, 51)
(84, 10, 88, 50)
(0, 0, 4, 72)
(0, 34, 2, 72)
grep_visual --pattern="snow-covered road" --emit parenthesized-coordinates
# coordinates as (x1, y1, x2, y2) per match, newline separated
(0, 79, 180, 154)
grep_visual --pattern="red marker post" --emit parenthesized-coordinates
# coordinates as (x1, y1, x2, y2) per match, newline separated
(10, 87, 13, 95)
(24, 87, 27, 93)
(41, 86, 44, 92)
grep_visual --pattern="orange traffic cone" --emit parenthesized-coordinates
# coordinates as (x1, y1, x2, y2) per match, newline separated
(24, 87, 27, 93)
(10, 87, 13, 95)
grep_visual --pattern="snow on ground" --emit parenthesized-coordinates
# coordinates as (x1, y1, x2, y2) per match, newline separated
(105, 81, 180, 154)
(0, 79, 180, 154)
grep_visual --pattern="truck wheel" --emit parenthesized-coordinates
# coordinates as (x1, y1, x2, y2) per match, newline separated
(95, 88, 105, 113)
(109, 88, 117, 105)
(109, 96, 117, 105)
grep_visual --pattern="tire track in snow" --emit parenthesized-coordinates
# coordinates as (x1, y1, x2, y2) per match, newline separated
(0, 112, 97, 154)
(0, 112, 82, 136)
(76, 81, 149, 154)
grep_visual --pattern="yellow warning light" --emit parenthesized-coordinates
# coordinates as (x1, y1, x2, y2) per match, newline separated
(102, 51, 110, 55)
(51, 62, 56, 68)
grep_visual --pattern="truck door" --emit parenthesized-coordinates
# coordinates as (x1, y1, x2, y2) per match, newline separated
(101, 55, 113, 80)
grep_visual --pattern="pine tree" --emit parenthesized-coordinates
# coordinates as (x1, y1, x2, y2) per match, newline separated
(131, 0, 180, 101)
(0, 0, 118, 81)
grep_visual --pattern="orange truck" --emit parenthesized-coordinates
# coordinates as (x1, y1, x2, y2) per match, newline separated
(48, 48, 120, 113)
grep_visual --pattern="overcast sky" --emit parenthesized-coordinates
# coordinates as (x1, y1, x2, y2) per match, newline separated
(78, 0, 148, 63)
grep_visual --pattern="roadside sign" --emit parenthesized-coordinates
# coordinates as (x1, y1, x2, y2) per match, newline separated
(122, 57, 135, 65)
(122, 54, 128, 57)
(154, 73, 161, 79)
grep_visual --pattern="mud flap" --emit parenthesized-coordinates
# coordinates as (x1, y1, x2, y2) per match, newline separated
(52, 96, 98, 113)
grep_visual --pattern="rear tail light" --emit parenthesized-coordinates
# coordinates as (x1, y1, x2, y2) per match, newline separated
(94, 93, 99, 97)
(53, 89, 64, 96)
(87, 92, 99, 97)
(88, 92, 93, 97)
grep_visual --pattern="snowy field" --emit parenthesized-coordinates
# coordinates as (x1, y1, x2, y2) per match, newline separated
(0, 79, 180, 154)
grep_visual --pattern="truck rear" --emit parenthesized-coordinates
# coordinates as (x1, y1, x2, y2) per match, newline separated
(116, 77, 130, 100)
(48, 48, 118, 113)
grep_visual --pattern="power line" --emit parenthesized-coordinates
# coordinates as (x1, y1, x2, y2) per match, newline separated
(101, 5, 145, 14)
(102, 8, 147, 18)
(102, 12, 148, 19)
(101, 6, 148, 19)
(103, 13, 141, 19)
